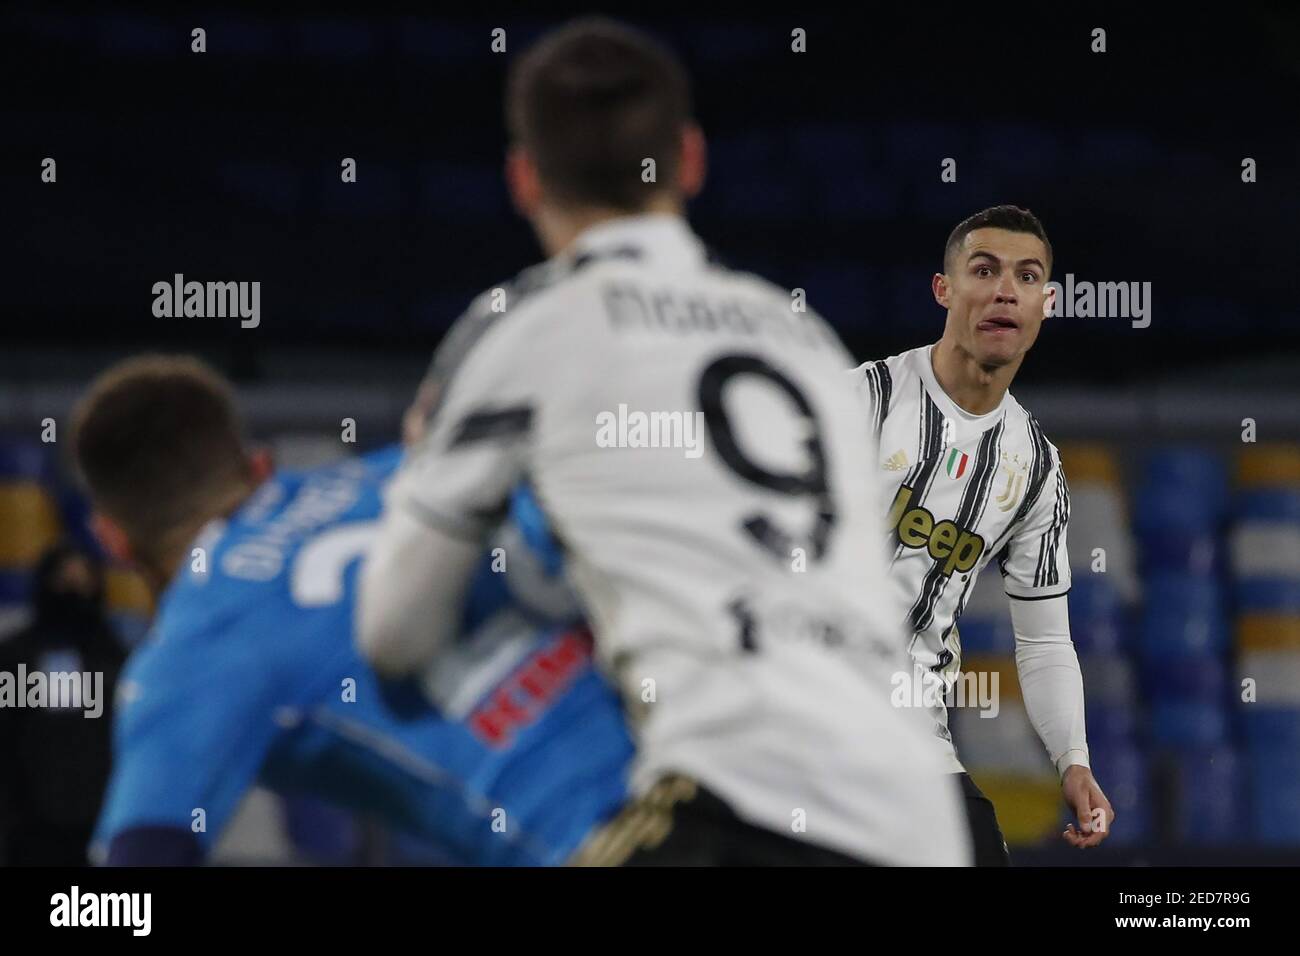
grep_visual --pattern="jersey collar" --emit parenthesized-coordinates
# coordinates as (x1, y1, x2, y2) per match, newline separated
(565, 213, 707, 271)
(916, 343, 1009, 427)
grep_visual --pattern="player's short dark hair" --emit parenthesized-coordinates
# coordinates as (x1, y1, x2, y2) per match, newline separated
(943, 205, 1053, 274)
(71, 355, 249, 551)
(505, 17, 692, 211)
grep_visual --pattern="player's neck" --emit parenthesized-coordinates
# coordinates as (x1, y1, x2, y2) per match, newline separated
(534, 194, 684, 258)
(929, 336, 1020, 416)
(142, 478, 264, 597)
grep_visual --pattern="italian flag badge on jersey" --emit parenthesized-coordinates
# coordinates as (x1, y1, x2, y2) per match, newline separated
(945, 447, 970, 479)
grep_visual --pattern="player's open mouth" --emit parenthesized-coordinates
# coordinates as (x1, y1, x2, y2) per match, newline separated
(977, 316, 1018, 333)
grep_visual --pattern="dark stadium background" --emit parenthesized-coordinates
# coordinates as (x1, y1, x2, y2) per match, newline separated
(2, 5, 1298, 865)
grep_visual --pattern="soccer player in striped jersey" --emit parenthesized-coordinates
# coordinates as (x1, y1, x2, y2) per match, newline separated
(854, 206, 1114, 864)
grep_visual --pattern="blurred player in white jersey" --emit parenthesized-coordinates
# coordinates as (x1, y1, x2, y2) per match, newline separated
(357, 18, 970, 865)
(854, 205, 1115, 864)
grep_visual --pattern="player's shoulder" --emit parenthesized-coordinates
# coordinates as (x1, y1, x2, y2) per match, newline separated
(852, 345, 926, 381)
(997, 395, 1069, 530)
(124, 533, 318, 712)
(153, 460, 377, 635)
(113, 579, 267, 735)
(466, 257, 580, 322)
(467, 252, 620, 330)
(1001, 392, 1064, 469)
(148, 534, 286, 658)
(430, 255, 605, 389)
(849, 345, 926, 409)
(702, 260, 797, 305)
(221, 459, 383, 588)
(245, 455, 386, 525)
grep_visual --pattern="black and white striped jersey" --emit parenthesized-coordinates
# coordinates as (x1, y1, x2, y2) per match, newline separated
(854, 344, 1071, 771)
(388, 215, 969, 864)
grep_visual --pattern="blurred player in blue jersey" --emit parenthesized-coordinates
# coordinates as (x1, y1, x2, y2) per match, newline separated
(69, 354, 633, 865)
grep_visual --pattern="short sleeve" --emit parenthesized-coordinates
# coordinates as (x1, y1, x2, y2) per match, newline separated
(999, 452, 1072, 600)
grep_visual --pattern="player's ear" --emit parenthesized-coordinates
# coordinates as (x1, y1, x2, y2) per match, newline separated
(678, 123, 707, 200)
(248, 447, 273, 483)
(90, 511, 135, 566)
(932, 272, 950, 309)
(505, 146, 542, 218)
(1042, 282, 1057, 322)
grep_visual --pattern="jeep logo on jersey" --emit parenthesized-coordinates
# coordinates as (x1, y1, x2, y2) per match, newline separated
(886, 486, 984, 576)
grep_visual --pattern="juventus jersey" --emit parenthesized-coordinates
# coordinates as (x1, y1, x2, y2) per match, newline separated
(854, 345, 1072, 772)
(391, 214, 969, 865)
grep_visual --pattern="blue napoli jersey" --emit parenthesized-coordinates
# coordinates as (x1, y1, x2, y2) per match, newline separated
(92, 446, 633, 866)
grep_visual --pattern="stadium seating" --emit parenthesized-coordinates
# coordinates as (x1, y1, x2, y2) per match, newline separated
(1133, 448, 1227, 576)
(0, 440, 63, 638)
(1232, 446, 1300, 844)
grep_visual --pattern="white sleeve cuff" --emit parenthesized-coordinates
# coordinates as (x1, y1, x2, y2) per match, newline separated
(1055, 748, 1091, 778)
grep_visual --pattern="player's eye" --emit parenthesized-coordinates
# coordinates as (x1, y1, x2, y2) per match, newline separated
(975, 266, 993, 278)
(1021, 272, 1039, 283)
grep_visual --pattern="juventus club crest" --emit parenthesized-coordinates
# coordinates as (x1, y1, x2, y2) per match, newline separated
(995, 450, 1028, 512)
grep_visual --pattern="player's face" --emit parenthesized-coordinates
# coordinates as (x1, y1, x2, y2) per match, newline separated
(940, 228, 1051, 368)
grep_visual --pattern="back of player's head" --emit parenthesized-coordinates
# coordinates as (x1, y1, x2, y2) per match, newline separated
(944, 205, 1053, 274)
(505, 17, 692, 211)
(71, 354, 250, 551)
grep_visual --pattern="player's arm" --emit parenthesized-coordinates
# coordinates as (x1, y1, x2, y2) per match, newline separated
(93, 634, 292, 866)
(999, 457, 1114, 846)
(356, 504, 483, 678)
(999, 456, 1084, 772)
(357, 307, 540, 678)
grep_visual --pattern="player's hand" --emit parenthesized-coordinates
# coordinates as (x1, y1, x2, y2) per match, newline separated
(1060, 764, 1114, 848)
